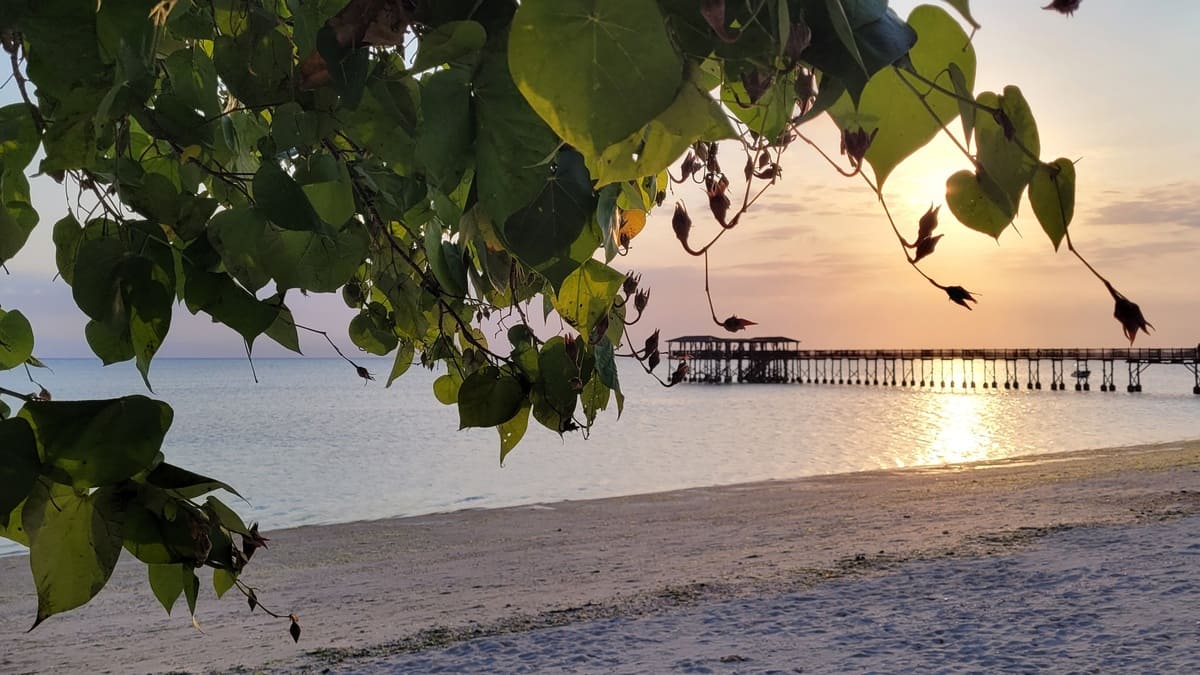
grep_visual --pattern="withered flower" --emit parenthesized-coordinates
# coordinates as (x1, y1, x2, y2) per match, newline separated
(709, 191, 732, 227)
(1042, 0, 1081, 16)
(840, 127, 878, 169)
(564, 334, 580, 363)
(700, 0, 739, 42)
(634, 289, 650, 314)
(917, 204, 940, 241)
(622, 272, 640, 297)
(721, 315, 757, 332)
(242, 522, 270, 561)
(1106, 283, 1153, 344)
(669, 361, 690, 385)
(740, 69, 774, 105)
(912, 234, 943, 264)
(289, 615, 302, 643)
(644, 329, 660, 357)
(794, 69, 817, 116)
(672, 202, 692, 246)
(785, 21, 813, 63)
(356, 365, 374, 383)
(944, 286, 978, 310)
(675, 151, 699, 183)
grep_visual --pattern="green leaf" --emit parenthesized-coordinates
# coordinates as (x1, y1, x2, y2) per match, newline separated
(123, 504, 194, 564)
(412, 21, 488, 72)
(316, 26, 370, 107)
(263, 294, 302, 354)
(581, 373, 610, 426)
(349, 307, 399, 356)
(552, 260, 625, 338)
(52, 213, 84, 285)
(0, 499, 28, 546)
(825, 0, 868, 75)
(533, 336, 578, 433)
(183, 568, 200, 616)
(253, 160, 327, 232)
(415, 68, 475, 191)
(24, 484, 125, 629)
(939, 0, 981, 29)
(387, 341, 415, 387)
(164, 47, 221, 118)
(498, 404, 530, 463)
(829, 5, 975, 187)
(433, 371, 463, 405)
(204, 495, 250, 536)
(148, 563, 186, 615)
(1029, 158, 1075, 251)
(20, 396, 173, 490)
(594, 75, 735, 187)
(458, 365, 525, 429)
(71, 238, 128, 324)
(258, 220, 370, 293)
(271, 101, 324, 152)
(509, 0, 684, 158)
(288, 0, 351, 58)
(474, 33, 561, 227)
(0, 308, 35, 370)
(84, 320, 135, 365)
(212, 29, 294, 107)
(145, 462, 241, 500)
(183, 270, 279, 344)
(300, 163, 356, 226)
(0, 417, 39, 525)
(975, 86, 1040, 207)
(595, 336, 622, 416)
(803, 1, 916, 102)
(721, 71, 795, 142)
(501, 149, 596, 289)
(213, 569, 237, 599)
(207, 207, 272, 293)
(425, 224, 468, 298)
(0, 103, 40, 170)
(0, 103, 41, 265)
(945, 169, 1016, 238)
(947, 62, 975, 146)
(122, 257, 174, 389)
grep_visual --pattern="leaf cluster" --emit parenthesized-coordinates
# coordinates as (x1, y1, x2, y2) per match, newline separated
(0, 0, 1150, 631)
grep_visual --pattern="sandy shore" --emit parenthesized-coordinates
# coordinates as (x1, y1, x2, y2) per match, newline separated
(1, 441, 1198, 673)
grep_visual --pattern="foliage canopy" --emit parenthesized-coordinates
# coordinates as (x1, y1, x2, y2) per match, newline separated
(0, 0, 1149, 637)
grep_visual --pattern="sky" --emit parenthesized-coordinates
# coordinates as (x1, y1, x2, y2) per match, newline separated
(2, 1, 1198, 358)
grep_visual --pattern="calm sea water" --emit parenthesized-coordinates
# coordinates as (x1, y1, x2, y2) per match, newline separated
(2, 357, 1199, 556)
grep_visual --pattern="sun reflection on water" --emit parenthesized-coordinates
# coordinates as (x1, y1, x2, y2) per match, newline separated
(902, 393, 998, 468)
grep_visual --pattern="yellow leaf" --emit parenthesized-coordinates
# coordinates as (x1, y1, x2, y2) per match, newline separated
(179, 145, 202, 163)
(617, 208, 647, 246)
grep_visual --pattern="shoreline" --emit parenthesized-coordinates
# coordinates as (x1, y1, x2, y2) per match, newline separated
(1, 440, 1198, 673)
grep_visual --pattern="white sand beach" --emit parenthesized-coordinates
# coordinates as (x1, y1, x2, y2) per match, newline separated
(1, 441, 1198, 673)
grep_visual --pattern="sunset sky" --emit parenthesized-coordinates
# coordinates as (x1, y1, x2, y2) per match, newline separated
(2, 2, 1197, 357)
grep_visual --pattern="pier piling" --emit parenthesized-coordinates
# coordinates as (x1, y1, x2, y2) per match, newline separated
(665, 337, 1200, 394)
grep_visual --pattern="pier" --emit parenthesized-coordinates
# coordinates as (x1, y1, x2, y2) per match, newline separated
(665, 336, 1200, 394)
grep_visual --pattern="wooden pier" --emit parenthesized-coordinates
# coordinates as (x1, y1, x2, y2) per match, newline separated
(666, 336, 1200, 394)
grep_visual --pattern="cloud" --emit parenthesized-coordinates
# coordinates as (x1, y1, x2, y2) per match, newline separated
(1088, 182, 1200, 229)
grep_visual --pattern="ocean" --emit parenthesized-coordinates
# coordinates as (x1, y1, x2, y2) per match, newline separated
(2, 357, 1198, 556)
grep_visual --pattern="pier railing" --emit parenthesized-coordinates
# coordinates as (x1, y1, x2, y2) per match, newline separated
(664, 338, 1200, 394)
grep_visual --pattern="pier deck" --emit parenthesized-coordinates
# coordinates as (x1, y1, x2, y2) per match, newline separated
(665, 336, 1200, 394)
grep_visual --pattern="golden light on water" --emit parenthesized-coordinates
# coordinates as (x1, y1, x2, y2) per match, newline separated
(905, 392, 997, 468)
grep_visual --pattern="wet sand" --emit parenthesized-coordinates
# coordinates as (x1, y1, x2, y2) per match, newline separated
(1, 441, 1198, 673)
